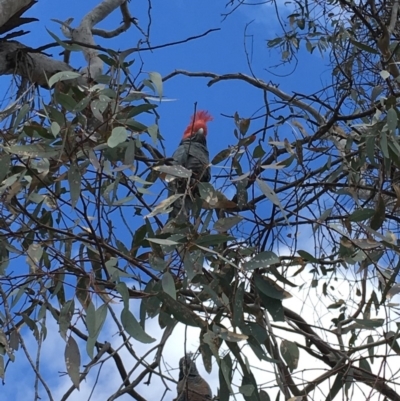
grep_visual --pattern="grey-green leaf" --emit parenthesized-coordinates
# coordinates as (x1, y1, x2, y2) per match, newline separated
(349, 208, 375, 222)
(153, 165, 192, 178)
(387, 108, 398, 134)
(213, 216, 243, 232)
(121, 308, 156, 343)
(243, 251, 280, 270)
(68, 163, 81, 209)
(148, 71, 163, 99)
(280, 339, 299, 372)
(48, 71, 81, 88)
(108, 127, 128, 148)
(65, 336, 81, 389)
(162, 272, 176, 300)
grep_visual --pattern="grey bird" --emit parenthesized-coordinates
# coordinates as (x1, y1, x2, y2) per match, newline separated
(175, 353, 212, 401)
(168, 110, 213, 221)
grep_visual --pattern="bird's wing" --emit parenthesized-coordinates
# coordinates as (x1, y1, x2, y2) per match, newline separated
(177, 375, 212, 401)
(173, 142, 210, 182)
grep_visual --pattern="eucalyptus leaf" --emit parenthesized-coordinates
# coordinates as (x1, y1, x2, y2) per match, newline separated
(153, 165, 192, 178)
(162, 272, 176, 299)
(280, 339, 299, 372)
(121, 308, 156, 343)
(108, 127, 128, 148)
(68, 163, 81, 209)
(243, 251, 280, 270)
(148, 71, 163, 99)
(48, 70, 81, 88)
(213, 216, 243, 232)
(65, 336, 81, 389)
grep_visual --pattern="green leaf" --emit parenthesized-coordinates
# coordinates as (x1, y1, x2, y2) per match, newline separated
(327, 300, 345, 309)
(267, 37, 283, 47)
(74, 96, 91, 113)
(349, 208, 375, 222)
(195, 234, 234, 247)
(354, 318, 384, 328)
(214, 326, 248, 342)
(93, 304, 108, 338)
(367, 335, 374, 364)
(236, 179, 248, 209)
(240, 373, 260, 401)
(259, 390, 271, 401)
(239, 385, 255, 397)
(253, 144, 265, 158)
(147, 237, 178, 246)
(297, 250, 319, 262)
(124, 140, 136, 165)
(162, 272, 176, 299)
(256, 179, 280, 206)
(350, 39, 379, 54)
(48, 70, 81, 88)
(211, 148, 231, 165)
(359, 358, 372, 373)
(243, 251, 280, 270)
(318, 208, 332, 223)
(147, 124, 158, 144)
(198, 182, 219, 205)
(253, 274, 286, 300)
(50, 121, 60, 137)
(148, 71, 163, 99)
(91, 99, 108, 122)
(65, 336, 81, 389)
(123, 119, 148, 132)
(370, 195, 385, 230)
(387, 108, 398, 134)
(183, 251, 204, 280)
(118, 47, 136, 63)
(149, 255, 168, 272)
(116, 282, 130, 308)
(108, 127, 128, 148)
(380, 132, 389, 158)
(233, 282, 245, 327)
(125, 103, 157, 117)
(280, 339, 299, 372)
(68, 163, 81, 209)
(213, 216, 243, 232)
(153, 165, 192, 178)
(371, 85, 383, 102)
(218, 353, 232, 401)
(55, 92, 77, 111)
(256, 178, 288, 222)
(121, 308, 156, 343)
(220, 357, 234, 393)
(12, 103, 30, 129)
(156, 292, 206, 328)
(239, 118, 251, 135)
(59, 299, 74, 341)
(8, 144, 60, 158)
(85, 302, 108, 357)
(365, 133, 376, 165)
(257, 291, 284, 321)
(325, 372, 344, 401)
(46, 28, 82, 51)
(0, 154, 10, 183)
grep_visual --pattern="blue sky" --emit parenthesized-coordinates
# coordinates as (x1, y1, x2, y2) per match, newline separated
(9, 0, 330, 159)
(0, 1, 344, 400)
